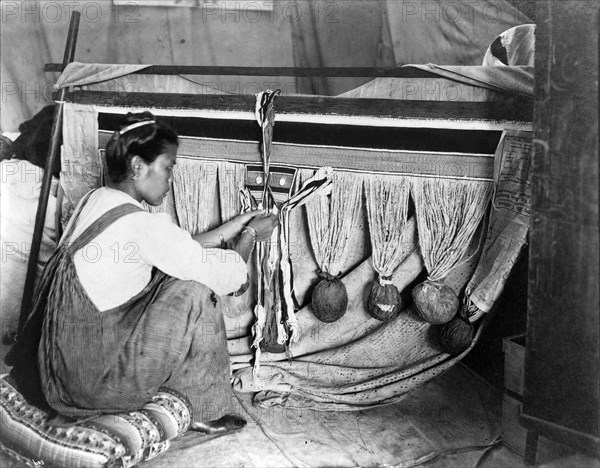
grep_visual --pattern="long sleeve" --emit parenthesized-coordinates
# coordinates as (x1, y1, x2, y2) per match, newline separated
(72, 187, 250, 311)
(133, 212, 247, 296)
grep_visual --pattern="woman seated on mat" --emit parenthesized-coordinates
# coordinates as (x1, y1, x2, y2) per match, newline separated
(9, 111, 277, 435)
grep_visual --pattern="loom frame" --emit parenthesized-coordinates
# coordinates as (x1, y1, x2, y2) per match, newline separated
(20, 16, 533, 342)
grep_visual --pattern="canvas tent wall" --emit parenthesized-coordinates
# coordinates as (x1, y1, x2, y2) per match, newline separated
(1, 0, 534, 132)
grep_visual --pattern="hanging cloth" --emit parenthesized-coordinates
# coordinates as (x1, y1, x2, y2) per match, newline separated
(254, 89, 281, 210)
(251, 90, 283, 387)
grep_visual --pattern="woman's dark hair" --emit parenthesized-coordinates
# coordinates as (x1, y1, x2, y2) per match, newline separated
(105, 111, 179, 183)
(5, 106, 61, 177)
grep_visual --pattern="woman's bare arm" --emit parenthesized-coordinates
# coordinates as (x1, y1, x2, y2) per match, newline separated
(192, 211, 261, 247)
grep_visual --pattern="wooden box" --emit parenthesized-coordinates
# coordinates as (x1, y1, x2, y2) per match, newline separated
(502, 334, 526, 396)
(501, 334, 570, 459)
(503, 393, 528, 455)
(502, 334, 527, 455)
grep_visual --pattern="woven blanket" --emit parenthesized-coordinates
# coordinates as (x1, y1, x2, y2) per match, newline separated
(0, 376, 191, 468)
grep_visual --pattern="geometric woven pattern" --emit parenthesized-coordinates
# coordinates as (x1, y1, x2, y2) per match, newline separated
(0, 376, 191, 468)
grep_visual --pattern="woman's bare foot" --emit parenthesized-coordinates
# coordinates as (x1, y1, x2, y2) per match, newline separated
(190, 414, 247, 435)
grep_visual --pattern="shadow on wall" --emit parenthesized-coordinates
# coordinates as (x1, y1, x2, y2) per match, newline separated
(462, 247, 529, 389)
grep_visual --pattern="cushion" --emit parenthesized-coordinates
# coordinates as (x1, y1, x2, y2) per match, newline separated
(0, 376, 191, 468)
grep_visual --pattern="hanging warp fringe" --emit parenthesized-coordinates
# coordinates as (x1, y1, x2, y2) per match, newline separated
(172, 158, 218, 235)
(410, 177, 492, 334)
(364, 174, 413, 321)
(219, 162, 253, 317)
(306, 170, 363, 323)
(217, 161, 246, 224)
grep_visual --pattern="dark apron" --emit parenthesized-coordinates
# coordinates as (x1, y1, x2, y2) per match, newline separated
(9, 191, 236, 422)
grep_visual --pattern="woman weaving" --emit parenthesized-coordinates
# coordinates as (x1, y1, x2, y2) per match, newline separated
(9, 112, 277, 435)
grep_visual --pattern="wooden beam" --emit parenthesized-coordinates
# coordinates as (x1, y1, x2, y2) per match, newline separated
(18, 11, 81, 336)
(522, 0, 599, 458)
(63, 90, 533, 125)
(45, 63, 441, 78)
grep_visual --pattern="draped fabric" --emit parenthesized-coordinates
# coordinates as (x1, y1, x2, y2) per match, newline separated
(55, 62, 151, 89)
(61, 103, 100, 223)
(2, 0, 532, 132)
(228, 175, 486, 410)
(328, 64, 535, 102)
(383, 0, 532, 67)
(482, 24, 536, 66)
(289, 0, 532, 96)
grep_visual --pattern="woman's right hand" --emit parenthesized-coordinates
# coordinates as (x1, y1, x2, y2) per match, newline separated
(247, 213, 279, 242)
(233, 210, 263, 227)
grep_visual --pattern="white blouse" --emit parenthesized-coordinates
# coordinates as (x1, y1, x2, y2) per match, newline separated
(68, 188, 247, 311)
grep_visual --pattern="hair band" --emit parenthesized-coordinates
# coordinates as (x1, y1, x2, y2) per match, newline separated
(114, 120, 156, 138)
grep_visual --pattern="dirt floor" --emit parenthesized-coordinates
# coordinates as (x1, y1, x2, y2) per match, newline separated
(139, 364, 589, 468)
(2, 363, 597, 468)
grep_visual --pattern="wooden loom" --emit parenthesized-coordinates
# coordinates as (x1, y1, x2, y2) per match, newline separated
(20, 17, 534, 406)
(19, 69, 531, 282)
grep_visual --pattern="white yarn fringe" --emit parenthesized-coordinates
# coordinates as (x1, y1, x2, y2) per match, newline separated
(172, 159, 218, 235)
(218, 161, 246, 224)
(364, 174, 412, 280)
(410, 177, 493, 282)
(306, 170, 362, 275)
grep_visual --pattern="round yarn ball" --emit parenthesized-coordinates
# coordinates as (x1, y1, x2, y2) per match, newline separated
(312, 277, 348, 323)
(438, 316, 475, 356)
(412, 280, 459, 324)
(367, 281, 402, 321)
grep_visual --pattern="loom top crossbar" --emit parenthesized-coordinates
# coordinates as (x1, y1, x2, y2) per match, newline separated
(63, 90, 533, 131)
(44, 63, 448, 78)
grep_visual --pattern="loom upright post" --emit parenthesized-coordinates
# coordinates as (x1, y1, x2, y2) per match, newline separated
(16, 11, 81, 336)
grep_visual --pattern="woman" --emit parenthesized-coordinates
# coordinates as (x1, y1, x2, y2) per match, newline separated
(1, 107, 60, 372)
(9, 111, 277, 435)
